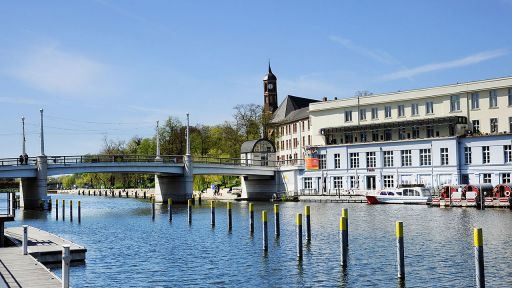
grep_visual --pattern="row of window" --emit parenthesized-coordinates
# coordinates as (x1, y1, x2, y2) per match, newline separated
(471, 117, 512, 134)
(344, 101, 434, 122)
(464, 145, 512, 165)
(276, 135, 312, 151)
(304, 173, 512, 190)
(344, 89, 512, 123)
(453, 89, 512, 111)
(279, 120, 310, 136)
(327, 148, 450, 169)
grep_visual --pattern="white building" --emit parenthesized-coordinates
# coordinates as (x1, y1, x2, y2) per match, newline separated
(260, 67, 512, 195)
(298, 76, 512, 194)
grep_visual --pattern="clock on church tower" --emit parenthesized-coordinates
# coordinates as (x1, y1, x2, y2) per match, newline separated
(263, 64, 278, 114)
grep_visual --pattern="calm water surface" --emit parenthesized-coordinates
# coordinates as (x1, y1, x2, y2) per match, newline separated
(7, 194, 512, 287)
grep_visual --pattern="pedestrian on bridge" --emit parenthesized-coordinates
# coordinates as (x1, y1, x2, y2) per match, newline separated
(24, 153, 28, 165)
(19, 155, 24, 165)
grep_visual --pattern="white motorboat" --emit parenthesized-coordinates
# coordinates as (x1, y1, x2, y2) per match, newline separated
(366, 186, 432, 205)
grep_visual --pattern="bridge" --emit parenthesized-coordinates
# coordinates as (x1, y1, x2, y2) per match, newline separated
(0, 154, 302, 209)
(1, 110, 305, 209)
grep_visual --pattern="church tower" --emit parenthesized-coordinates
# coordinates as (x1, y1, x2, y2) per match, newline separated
(263, 64, 278, 114)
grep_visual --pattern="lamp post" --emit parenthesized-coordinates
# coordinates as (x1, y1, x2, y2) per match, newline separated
(40, 109, 45, 156)
(155, 120, 161, 161)
(186, 113, 190, 156)
(21, 116, 26, 156)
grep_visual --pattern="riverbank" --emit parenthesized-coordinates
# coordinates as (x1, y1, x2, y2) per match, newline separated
(53, 188, 240, 201)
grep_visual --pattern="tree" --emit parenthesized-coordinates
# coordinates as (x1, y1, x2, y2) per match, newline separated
(160, 116, 186, 155)
(233, 104, 263, 141)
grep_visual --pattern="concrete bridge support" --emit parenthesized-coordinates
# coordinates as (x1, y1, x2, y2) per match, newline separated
(154, 155, 193, 204)
(154, 175, 192, 204)
(19, 156, 49, 209)
(241, 174, 278, 200)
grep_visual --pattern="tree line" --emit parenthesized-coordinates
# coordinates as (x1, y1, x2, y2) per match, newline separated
(56, 104, 269, 191)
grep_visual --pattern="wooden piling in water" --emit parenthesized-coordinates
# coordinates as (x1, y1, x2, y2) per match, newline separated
(211, 201, 215, 227)
(296, 213, 303, 259)
(152, 197, 155, 221)
(227, 202, 232, 231)
(340, 216, 348, 267)
(168, 198, 172, 222)
(249, 203, 254, 234)
(396, 221, 405, 280)
(62, 200, 65, 221)
(70, 200, 73, 222)
(474, 227, 485, 288)
(305, 206, 311, 242)
(188, 199, 192, 224)
(56, 199, 58, 220)
(342, 208, 348, 246)
(78, 201, 81, 224)
(274, 204, 280, 237)
(262, 211, 268, 251)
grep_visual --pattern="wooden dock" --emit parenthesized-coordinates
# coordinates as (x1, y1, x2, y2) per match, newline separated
(4, 226, 86, 264)
(0, 247, 61, 287)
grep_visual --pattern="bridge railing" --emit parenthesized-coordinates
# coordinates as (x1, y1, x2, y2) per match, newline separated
(192, 156, 304, 167)
(0, 157, 37, 167)
(46, 155, 184, 165)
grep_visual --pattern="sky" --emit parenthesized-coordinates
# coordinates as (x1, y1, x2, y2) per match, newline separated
(1, 0, 512, 157)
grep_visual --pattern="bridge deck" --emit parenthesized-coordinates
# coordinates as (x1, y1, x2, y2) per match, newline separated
(0, 247, 61, 288)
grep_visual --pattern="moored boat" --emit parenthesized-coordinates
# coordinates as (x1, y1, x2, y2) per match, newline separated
(366, 186, 432, 205)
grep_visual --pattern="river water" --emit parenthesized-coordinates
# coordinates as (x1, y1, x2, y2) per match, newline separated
(7, 194, 512, 287)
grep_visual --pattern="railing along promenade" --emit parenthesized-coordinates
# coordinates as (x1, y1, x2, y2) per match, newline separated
(0, 154, 304, 168)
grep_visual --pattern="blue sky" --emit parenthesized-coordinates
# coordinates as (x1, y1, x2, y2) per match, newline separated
(1, 0, 512, 157)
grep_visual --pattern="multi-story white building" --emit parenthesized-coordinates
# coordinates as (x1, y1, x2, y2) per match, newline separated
(261, 67, 512, 195)
(300, 76, 512, 194)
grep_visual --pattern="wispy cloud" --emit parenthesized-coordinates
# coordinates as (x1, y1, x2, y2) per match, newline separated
(329, 35, 398, 65)
(380, 49, 510, 81)
(6, 43, 118, 97)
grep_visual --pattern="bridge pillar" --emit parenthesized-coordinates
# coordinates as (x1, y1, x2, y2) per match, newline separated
(19, 156, 49, 209)
(241, 174, 278, 200)
(154, 154, 193, 204)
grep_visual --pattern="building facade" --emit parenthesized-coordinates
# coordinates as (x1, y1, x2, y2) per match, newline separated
(263, 67, 319, 163)
(299, 77, 512, 194)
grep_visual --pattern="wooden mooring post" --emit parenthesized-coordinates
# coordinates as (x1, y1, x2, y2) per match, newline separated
(296, 213, 303, 259)
(168, 198, 172, 222)
(305, 206, 311, 242)
(249, 203, 254, 234)
(274, 204, 280, 237)
(340, 216, 348, 267)
(188, 199, 192, 224)
(210, 201, 215, 227)
(474, 228, 485, 288)
(396, 221, 405, 280)
(227, 202, 232, 231)
(262, 211, 268, 252)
